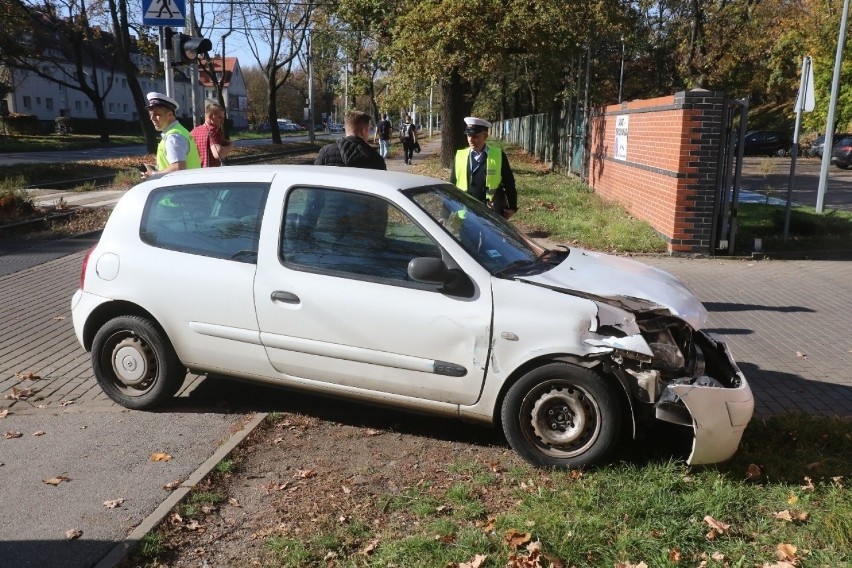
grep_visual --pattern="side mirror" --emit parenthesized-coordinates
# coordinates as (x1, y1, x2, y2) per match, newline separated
(408, 257, 475, 297)
(408, 257, 448, 284)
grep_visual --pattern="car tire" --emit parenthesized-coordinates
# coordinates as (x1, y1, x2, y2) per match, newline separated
(91, 315, 185, 409)
(500, 362, 622, 469)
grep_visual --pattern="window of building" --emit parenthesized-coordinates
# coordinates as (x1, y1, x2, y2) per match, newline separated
(109, 103, 114, 113)
(36, 97, 41, 105)
(123, 104, 128, 114)
(23, 96, 31, 109)
(46, 98, 53, 111)
(75, 101, 82, 111)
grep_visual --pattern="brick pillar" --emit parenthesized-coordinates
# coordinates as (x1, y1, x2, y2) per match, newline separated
(589, 89, 726, 254)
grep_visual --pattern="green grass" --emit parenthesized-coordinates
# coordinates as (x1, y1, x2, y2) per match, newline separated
(262, 413, 849, 567)
(0, 133, 146, 152)
(735, 203, 852, 255)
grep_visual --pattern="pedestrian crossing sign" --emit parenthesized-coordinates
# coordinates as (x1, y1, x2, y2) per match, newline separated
(142, 0, 185, 26)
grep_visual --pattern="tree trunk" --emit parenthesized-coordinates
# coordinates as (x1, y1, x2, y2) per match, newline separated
(439, 68, 475, 169)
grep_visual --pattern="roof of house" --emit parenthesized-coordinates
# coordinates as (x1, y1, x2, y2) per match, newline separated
(198, 57, 238, 88)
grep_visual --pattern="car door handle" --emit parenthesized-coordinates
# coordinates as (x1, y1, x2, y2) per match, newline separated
(270, 291, 300, 304)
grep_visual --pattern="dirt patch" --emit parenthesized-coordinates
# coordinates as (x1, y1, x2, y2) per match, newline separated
(130, 396, 529, 566)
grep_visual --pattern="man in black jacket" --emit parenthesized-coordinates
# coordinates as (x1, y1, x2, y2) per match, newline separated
(314, 110, 386, 170)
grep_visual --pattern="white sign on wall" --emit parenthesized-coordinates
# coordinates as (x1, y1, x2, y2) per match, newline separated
(614, 114, 629, 160)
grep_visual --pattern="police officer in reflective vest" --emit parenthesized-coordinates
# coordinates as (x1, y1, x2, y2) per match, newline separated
(450, 117, 517, 219)
(140, 92, 201, 180)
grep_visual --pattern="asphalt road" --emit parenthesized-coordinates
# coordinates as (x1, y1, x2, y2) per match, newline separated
(737, 155, 852, 211)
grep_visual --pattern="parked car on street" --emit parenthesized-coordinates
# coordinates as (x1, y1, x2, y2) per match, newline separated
(740, 130, 791, 157)
(71, 166, 753, 469)
(830, 135, 852, 169)
(806, 133, 849, 158)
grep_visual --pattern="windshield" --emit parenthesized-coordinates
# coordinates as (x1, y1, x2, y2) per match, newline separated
(405, 183, 559, 276)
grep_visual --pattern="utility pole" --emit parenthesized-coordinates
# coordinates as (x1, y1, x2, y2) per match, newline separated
(307, 30, 315, 144)
(817, 0, 850, 213)
(187, 0, 199, 125)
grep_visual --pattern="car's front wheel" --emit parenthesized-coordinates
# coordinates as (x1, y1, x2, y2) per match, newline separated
(501, 363, 622, 469)
(91, 316, 185, 409)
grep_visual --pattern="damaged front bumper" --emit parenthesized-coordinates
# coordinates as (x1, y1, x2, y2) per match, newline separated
(655, 336, 753, 464)
(585, 302, 754, 465)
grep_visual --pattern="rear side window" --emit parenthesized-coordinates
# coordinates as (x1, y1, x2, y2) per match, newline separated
(140, 183, 269, 263)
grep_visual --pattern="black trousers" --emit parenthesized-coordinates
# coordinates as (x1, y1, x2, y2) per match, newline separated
(402, 139, 416, 162)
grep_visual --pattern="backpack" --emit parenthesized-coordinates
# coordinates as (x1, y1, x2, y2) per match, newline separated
(378, 120, 389, 138)
(399, 122, 413, 141)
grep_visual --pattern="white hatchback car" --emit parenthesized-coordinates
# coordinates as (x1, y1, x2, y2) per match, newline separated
(71, 166, 754, 469)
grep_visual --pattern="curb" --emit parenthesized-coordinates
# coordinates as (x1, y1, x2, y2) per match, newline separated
(93, 411, 268, 568)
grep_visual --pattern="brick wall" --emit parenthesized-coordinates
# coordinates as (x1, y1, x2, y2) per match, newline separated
(589, 89, 725, 253)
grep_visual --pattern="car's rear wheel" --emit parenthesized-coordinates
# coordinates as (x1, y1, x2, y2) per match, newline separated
(91, 316, 185, 409)
(501, 363, 622, 469)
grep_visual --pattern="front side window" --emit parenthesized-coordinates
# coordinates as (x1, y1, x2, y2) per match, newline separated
(407, 183, 550, 275)
(281, 186, 441, 283)
(140, 183, 269, 263)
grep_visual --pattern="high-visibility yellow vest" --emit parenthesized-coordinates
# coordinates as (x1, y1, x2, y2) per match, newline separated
(454, 145, 503, 200)
(157, 121, 201, 171)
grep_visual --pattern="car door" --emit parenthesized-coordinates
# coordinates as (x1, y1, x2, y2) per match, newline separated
(253, 184, 493, 406)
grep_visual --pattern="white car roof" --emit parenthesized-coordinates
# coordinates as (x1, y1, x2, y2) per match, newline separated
(144, 165, 444, 200)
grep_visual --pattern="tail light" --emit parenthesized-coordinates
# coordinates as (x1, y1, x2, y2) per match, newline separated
(80, 247, 95, 290)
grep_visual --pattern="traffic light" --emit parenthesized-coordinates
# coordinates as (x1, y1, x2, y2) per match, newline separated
(164, 27, 212, 65)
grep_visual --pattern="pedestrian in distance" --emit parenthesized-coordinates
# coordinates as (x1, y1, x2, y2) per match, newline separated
(449, 116, 517, 219)
(314, 110, 386, 170)
(140, 92, 201, 180)
(374, 113, 392, 159)
(399, 114, 417, 165)
(191, 102, 234, 167)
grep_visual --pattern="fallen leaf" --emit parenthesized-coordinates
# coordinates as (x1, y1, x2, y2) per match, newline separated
(801, 476, 814, 491)
(103, 498, 125, 509)
(478, 517, 496, 533)
(795, 351, 808, 359)
(33, 430, 45, 436)
(365, 428, 382, 436)
(0, 409, 8, 419)
(265, 481, 290, 492)
(5, 387, 36, 400)
(504, 529, 532, 549)
(294, 469, 316, 479)
(669, 546, 681, 562)
(163, 479, 182, 491)
(52, 316, 66, 320)
(703, 515, 730, 534)
(228, 497, 241, 507)
(44, 475, 71, 486)
(746, 463, 762, 480)
(4, 431, 23, 439)
(59, 400, 75, 407)
(14, 371, 41, 381)
(711, 551, 726, 562)
(360, 538, 379, 555)
(434, 533, 454, 544)
(169, 512, 183, 524)
(615, 562, 648, 568)
(65, 528, 83, 540)
(457, 554, 487, 568)
(185, 519, 204, 531)
(832, 476, 844, 488)
(773, 510, 794, 522)
(776, 543, 798, 561)
(341, 485, 351, 494)
(150, 452, 172, 462)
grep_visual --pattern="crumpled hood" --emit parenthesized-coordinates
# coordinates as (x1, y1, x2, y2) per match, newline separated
(518, 248, 708, 329)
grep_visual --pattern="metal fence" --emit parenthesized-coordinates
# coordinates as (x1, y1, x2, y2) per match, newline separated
(492, 107, 588, 179)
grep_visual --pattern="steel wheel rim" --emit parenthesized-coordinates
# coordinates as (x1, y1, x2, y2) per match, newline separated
(520, 381, 601, 458)
(103, 332, 157, 396)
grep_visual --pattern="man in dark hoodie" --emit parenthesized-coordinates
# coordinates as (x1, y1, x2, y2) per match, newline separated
(314, 110, 386, 170)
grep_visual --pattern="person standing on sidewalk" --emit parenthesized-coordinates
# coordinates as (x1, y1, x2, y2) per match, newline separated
(399, 114, 417, 165)
(314, 110, 386, 170)
(374, 114, 392, 159)
(450, 116, 517, 219)
(191, 102, 234, 167)
(141, 92, 201, 180)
